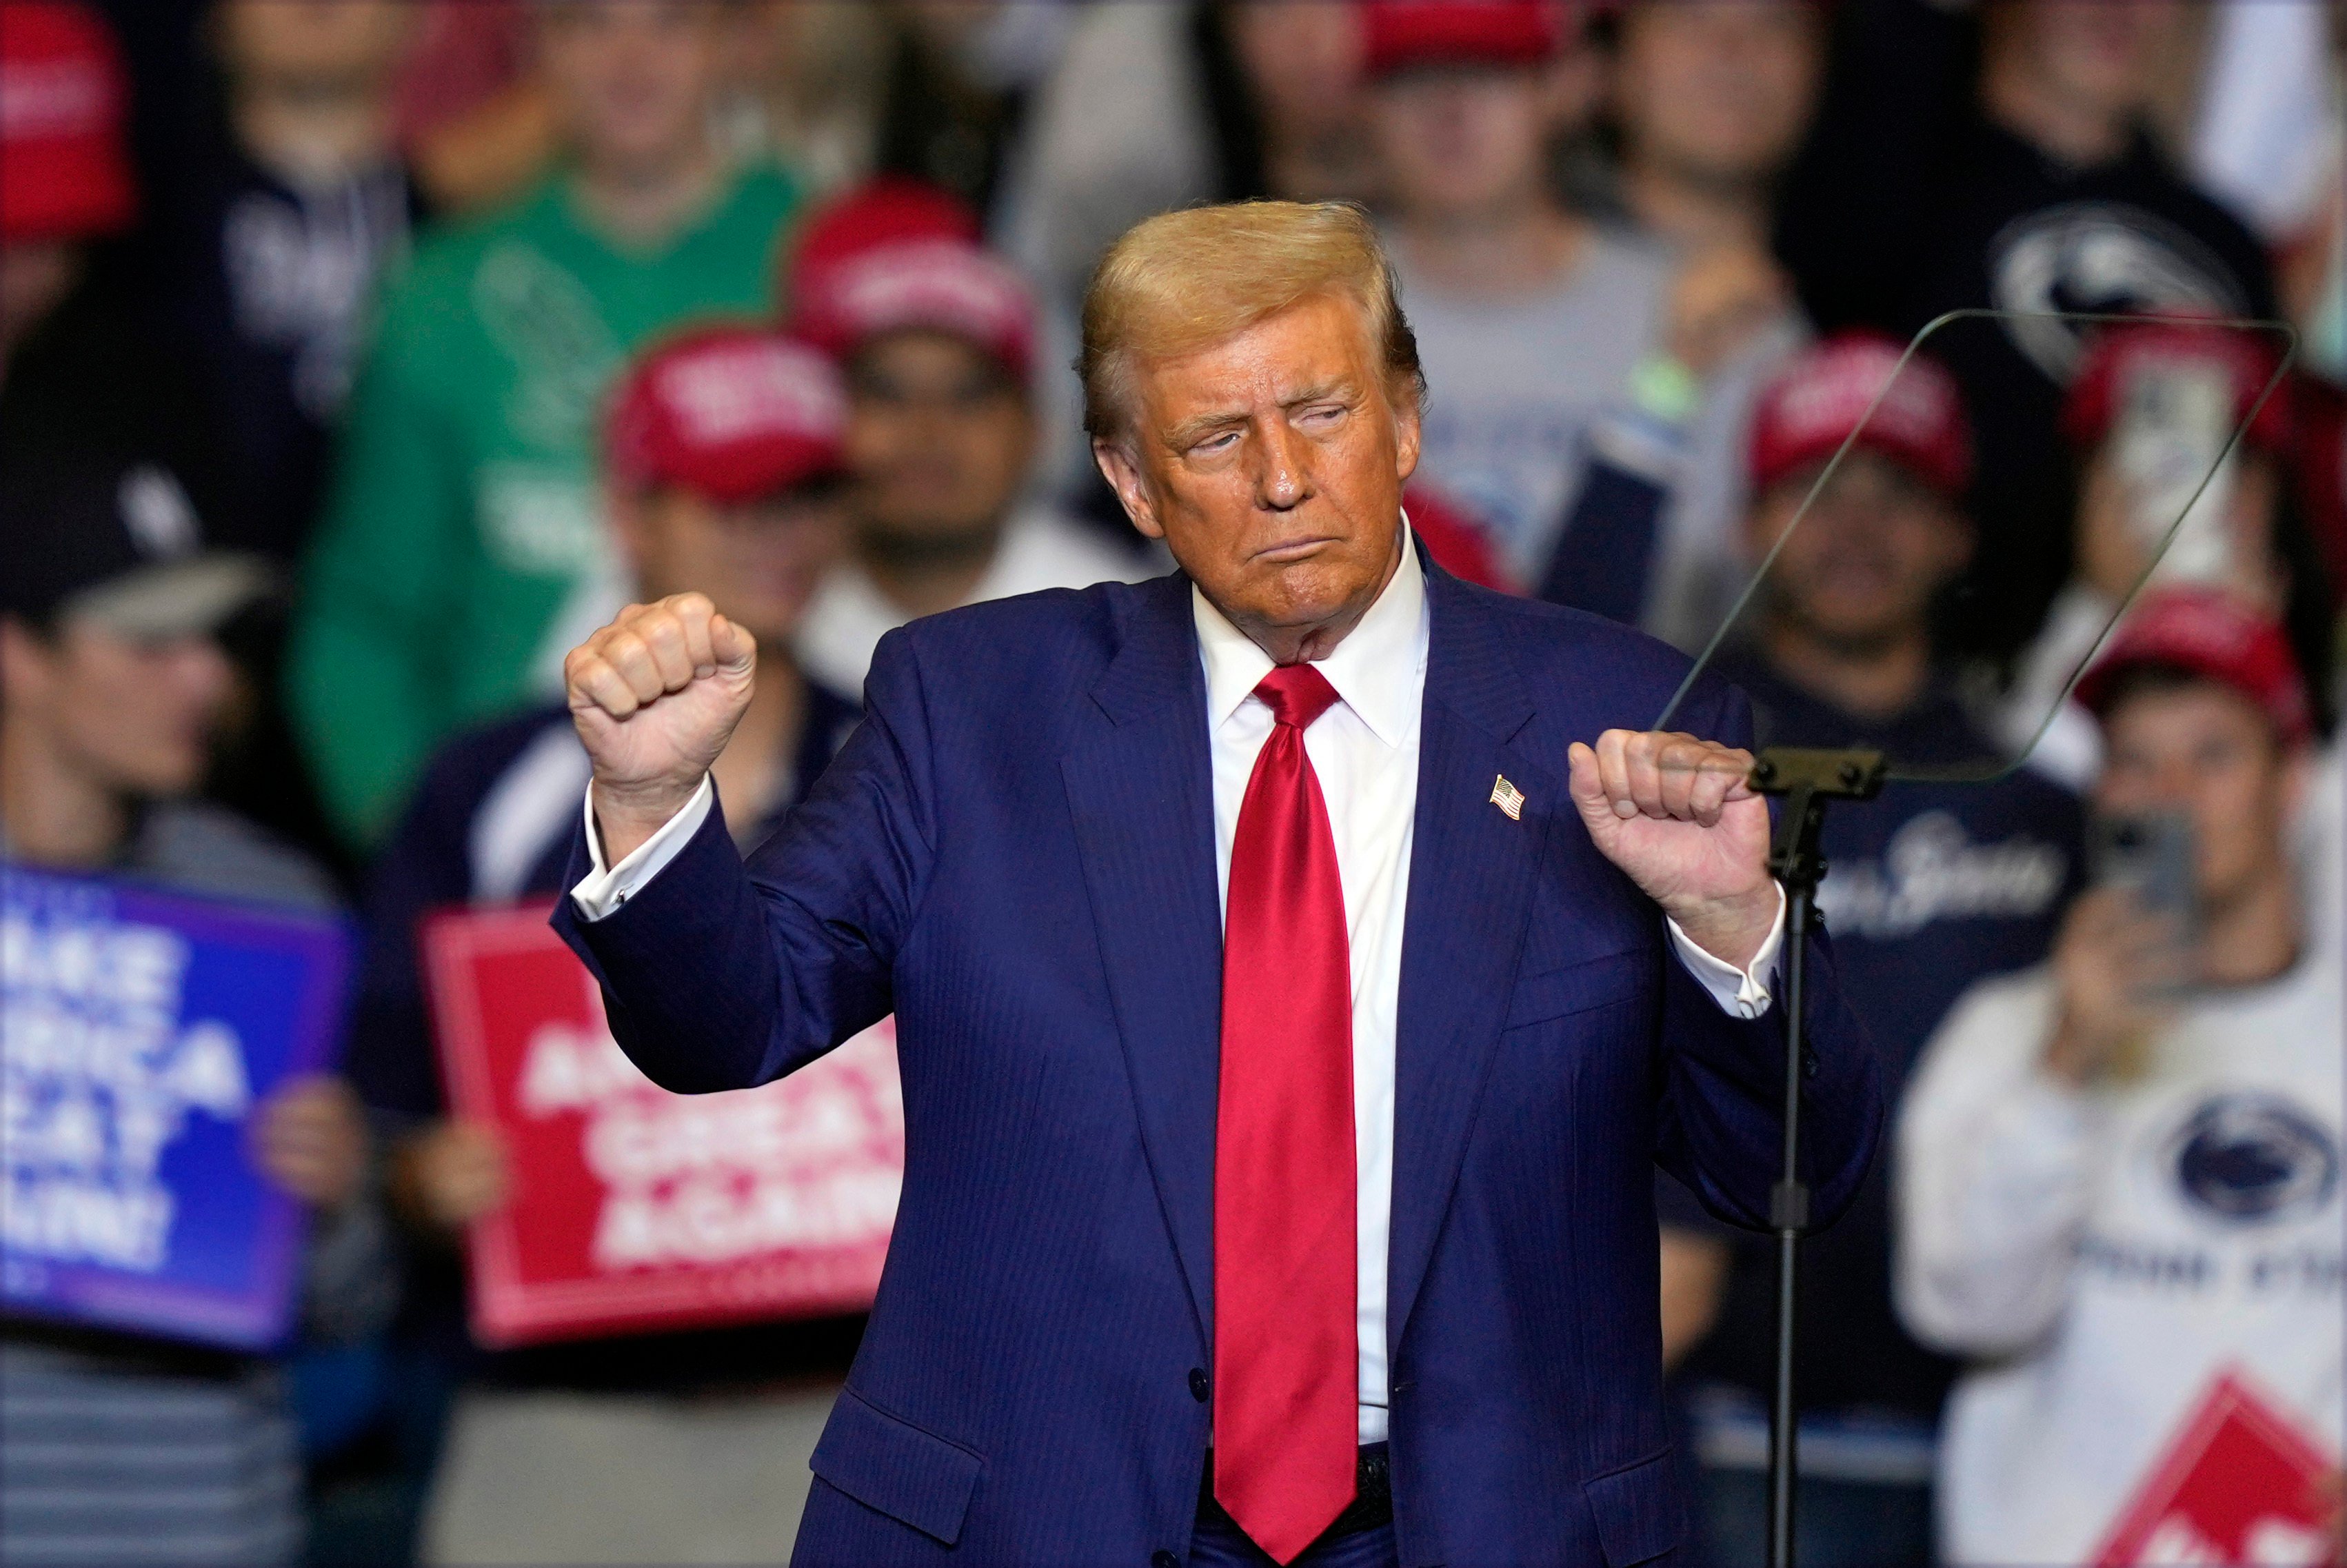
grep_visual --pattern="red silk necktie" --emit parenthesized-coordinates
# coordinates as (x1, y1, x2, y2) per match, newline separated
(1213, 663, 1358, 1565)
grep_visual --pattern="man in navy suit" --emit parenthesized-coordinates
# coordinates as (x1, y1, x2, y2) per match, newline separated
(552, 201, 1880, 1568)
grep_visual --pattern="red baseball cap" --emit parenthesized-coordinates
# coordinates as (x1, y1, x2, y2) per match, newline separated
(605, 325, 847, 503)
(0, 1, 136, 241)
(2073, 585, 2312, 745)
(786, 177, 1036, 384)
(1748, 332, 1974, 499)
(1361, 1, 1566, 77)
(2062, 316, 2295, 457)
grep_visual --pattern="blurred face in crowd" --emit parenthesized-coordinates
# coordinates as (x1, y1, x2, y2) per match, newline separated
(1982, 0, 2162, 125)
(0, 616, 235, 798)
(844, 330, 1034, 548)
(1615, 1, 1823, 189)
(1370, 63, 1569, 223)
(1094, 292, 1418, 658)
(536, 0, 729, 181)
(1228, 1, 1366, 146)
(213, 0, 416, 90)
(2095, 679, 2303, 916)
(1745, 450, 1972, 654)
(0, 243, 82, 368)
(613, 483, 846, 649)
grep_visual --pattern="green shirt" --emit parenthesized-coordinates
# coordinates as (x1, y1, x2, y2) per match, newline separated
(291, 162, 799, 845)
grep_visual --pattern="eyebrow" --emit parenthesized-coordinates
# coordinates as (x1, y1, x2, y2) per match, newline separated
(1161, 379, 1359, 450)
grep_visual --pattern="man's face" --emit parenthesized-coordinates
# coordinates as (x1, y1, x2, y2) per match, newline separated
(1095, 292, 1418, 647)
(1616, 1, 1822, 187)
(536, 0, 727, 179)
(0, 617, 234, 797)
(844, 330, 1034, 547)
(1369, 64, 1561, 222)
(620, 484, 846, 647)
(2095, 682, 2301, 914)
(1993, 0, 2165, 122)
(214, 0, 416, 91)
(1745, 450, 1971, 653)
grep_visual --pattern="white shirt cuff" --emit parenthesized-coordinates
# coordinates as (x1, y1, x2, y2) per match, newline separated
(1665, 883, 1787, 1020)
(568, 776, 714, 922)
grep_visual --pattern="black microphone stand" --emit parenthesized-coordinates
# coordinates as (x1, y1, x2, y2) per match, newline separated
(1744, 747, 1886, 1568)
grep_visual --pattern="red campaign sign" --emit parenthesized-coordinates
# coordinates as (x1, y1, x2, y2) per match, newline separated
(422, 903, 901, 1347)
(2094, 1369, 2341, 1567)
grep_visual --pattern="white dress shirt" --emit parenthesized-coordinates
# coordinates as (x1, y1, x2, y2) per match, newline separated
(572, 527, 1785, 1445)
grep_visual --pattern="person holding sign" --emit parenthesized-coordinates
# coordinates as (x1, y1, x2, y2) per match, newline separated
(1, 447, 377, 1566)
(342, 325, 866, 1565)
(553, 201, 1881, 1568)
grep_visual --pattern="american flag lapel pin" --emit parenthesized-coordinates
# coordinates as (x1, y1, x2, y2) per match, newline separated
(1490, 774, 1524, 821)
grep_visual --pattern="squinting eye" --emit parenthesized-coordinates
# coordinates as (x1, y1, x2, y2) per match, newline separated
(1193, 432, 1240, 454)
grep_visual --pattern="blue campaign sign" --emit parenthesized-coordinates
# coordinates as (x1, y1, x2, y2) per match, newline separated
(1, 863, 350, 1351)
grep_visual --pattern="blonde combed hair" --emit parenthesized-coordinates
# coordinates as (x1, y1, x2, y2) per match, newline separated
(1078, 201, 1424, 444)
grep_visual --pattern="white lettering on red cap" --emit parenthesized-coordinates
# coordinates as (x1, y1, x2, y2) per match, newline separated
(658, 342, 845, 449)
(1775, 342, 1957, 454)
(0, 58, 113, 140)
(825, 241, 1030, 354)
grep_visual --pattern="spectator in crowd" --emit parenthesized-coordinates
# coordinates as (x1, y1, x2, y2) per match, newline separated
(0, 0, 230, 502)
(784, 177, 1151, 696)
(729, 1, 894, 200)
(1775, 0, 2277, 661)
(1544, 0, 1831, 650)
(340, 326, 864, 1566)
(1601, 0, 1826, 256)
(1362, 0, 1673, 590)
(290, 0, 803, 850)
(1998, 319, 2333, 792)
(1647, 336, 2082, 1568)
(0, 448, 384, 1567)
(1899, 587, 2343, 1567)
(145, 0, 422, 565)
(0, 1, 137, 380)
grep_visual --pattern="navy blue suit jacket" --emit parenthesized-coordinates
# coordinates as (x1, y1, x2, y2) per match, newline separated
(552, 561, 1881, 1568)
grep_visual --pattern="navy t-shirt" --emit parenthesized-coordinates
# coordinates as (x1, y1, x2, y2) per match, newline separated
(343, 681, 863, 1392)
(1665, 650, 2086, 1423)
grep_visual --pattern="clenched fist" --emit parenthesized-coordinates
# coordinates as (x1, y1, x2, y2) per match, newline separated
(1567, 729, 1778, 970)
(565, 593, 756, 863)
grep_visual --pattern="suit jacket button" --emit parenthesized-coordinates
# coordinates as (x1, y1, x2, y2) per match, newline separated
(1154, 1551, 1180, 1568)
(1187, 1368, 1210, 1403)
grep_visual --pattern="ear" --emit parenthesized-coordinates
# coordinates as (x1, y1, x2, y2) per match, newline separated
(1093, 439, 1164, 541)
(1390, 381, 1422, 485)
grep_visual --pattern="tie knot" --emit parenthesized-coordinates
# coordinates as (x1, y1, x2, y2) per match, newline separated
(1253, 664, 1340, 730)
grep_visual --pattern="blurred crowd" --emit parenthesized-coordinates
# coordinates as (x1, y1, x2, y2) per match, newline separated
(1, 1, 2344, 1565)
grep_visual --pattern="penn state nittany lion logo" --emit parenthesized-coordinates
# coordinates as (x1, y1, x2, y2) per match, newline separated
(2170, 1095, 2339, 1225)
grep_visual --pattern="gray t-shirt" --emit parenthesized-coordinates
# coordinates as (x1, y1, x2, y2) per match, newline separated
(1390, 225, 1671, 585)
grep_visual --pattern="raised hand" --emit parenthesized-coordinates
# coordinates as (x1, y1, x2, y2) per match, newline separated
(1568, 729, 1777, 969)
(565, 593, 756, 863)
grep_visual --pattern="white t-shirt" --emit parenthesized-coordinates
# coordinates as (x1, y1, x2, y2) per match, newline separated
(796, 505, 1157, 696)
(1898, 942, 2344, 1565)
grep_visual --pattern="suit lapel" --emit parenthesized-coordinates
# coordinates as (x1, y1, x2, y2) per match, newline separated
(1388, 567, 1557, 1349)
(1062, 574, 1224, 1345)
